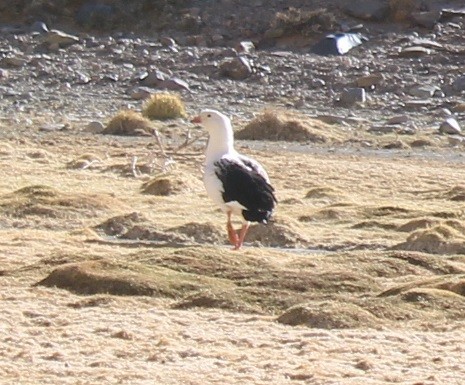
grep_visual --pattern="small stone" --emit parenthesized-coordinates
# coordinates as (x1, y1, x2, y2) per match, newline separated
(386, 115, 409, 125)
(2, 56, 27, 67)
(84, 121, 105, 133)
(39, 123, 68, 132)
(160, 37, 177, 47)
(235, 41, 255, 54)
(411, 11, 441, 29)
(220, 56, 253, 80)
(30, 21, 49, 33)
(44, 30, 80, 48)
(129, 86, 155, 100)
(140, 70, 170, 87)
(452, 75, 465, 92)
(398, 46, 431, 58)
(448, 135, 465, 146)
(158, 77, 190, 92)
(338, 88, 366, 106)
(439, 117, 461, 135)
(408, 85, 441, 98)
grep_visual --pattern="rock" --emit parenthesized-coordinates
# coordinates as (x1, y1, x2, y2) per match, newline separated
(312, 33, 366, 55)
(356, 74, 383, 88)
(344, 1, 389, 21)
(157, 77, 190, 92)
(140, 70, 170, 87)
(398, 46, 431, 58)
(408, 85, 441, 98)
(0, 69, 8, 79)
(160, 37, 177, 47)
(452, 75, 465, 92)
(129, 86, 155, 100)
(2, 56, 27, 67)
(386, 115, 409, 125)
(220, 56, 253, 80)
(439, 117, 462, 135)
(84, 121, 105, 133)
(411, 11, 441, 28)
(338, 88, 366, 106)
(30, 21, 49, 34)
(448, 135, 465, 146)
(235, 41, 255, 54)
(44, 30, 80, 49)
(39, 123, 68, 132)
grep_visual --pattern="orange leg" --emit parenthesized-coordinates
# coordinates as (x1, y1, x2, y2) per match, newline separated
(227, 212, 239, 247)
(234, 222, 250, 250)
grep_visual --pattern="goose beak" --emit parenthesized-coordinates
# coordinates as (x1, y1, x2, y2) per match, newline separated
(191, 115, 201, 124)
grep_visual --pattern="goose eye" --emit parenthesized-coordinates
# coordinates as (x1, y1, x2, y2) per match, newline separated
(207, 114, 211, 118)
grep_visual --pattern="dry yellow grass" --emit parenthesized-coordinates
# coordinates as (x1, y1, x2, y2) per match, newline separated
(142, 92, 187, 120)
(103, 110, 153, 135)
(236, 110, 343, 142)
(2, 125, 465, 384)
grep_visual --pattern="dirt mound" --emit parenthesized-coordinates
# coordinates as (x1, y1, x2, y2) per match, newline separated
(168, 222, 225, 244)
(305, 186, 344, 200)
(94, 212, 188, 244)
(0, 185, 123, 228)
(246, 216, 308, 247)
(438, 185, 465, 201)
(141, 170, 202, 196)
(380, 275, 465, 298)
(236, 110, 338, 142)
(397, 218, 437, 232)
(394, 224, 465, 254)
(36, 261, 157, 296)
(173, 291, 259, 313)
(352, 220, 397, 230)
(35, 260, 232, 298)
(276, 301, 380, 329)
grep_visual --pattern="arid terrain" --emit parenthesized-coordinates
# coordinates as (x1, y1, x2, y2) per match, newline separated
(2, 1, 465, 384)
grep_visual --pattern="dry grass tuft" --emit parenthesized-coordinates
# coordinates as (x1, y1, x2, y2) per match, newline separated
(103, 110, 153, 136)
(277, 301, 380, 329)
(142, 92, 187, 120)
(236, 110, 337, 142)
(269, 7, 336, 37)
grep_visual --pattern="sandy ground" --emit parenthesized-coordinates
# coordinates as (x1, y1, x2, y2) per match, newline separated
(1, 129, 465, 384)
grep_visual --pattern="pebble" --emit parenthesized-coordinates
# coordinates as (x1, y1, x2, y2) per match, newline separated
(398, 46, 431, 58)
(408, 85, 440, 98)
(338, 88, 366, 106)
(44, 30, 80, 49)
(439, 117, 462, 135)
(220, 56, 253, 80)
(84, 121, 105, 133)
